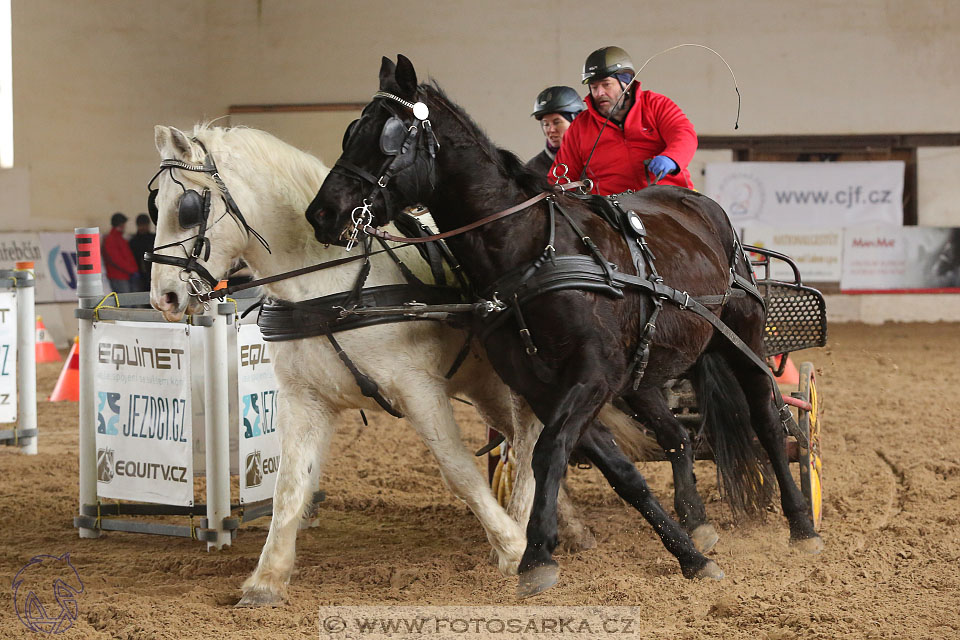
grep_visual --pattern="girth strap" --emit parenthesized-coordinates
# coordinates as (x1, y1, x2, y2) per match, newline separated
(325, 330, 403, 418)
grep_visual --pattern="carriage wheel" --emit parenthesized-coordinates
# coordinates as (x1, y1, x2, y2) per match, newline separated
(795, 362, 822, 531)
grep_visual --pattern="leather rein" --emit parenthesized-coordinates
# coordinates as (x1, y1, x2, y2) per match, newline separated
(198, 184, 583, 303)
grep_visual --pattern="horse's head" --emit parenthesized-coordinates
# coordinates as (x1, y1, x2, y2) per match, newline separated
(307, 55, 440, 245)
(149, 125, 268, 321)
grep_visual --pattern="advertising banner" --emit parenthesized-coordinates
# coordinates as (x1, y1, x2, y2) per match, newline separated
(741, 227, 843, 282)
(236, 325, 281, 504)
(840, 227, 960, 292)
(0, 232, 86, 302)
(0, 292, 17, 423)
(93, 323, 194, 506)
(705, 162, 904, 229)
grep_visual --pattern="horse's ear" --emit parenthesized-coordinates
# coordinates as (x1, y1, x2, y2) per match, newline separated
(395, 54, 418, 98)
(167, 127, 194, 159)
(154, 125, 170, 155)
(379, 56, 397, 89)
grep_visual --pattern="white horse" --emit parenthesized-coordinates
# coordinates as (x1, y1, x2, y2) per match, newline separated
(149, 124, 651, 606)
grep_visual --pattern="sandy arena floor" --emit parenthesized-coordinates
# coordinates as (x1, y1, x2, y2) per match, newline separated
(1, 322, 958, 639)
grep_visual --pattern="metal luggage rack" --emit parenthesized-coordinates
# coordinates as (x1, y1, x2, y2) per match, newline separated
(742, 244, 828, 359)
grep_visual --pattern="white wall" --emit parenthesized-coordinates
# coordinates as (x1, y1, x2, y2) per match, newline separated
(9, 0, 960, 232)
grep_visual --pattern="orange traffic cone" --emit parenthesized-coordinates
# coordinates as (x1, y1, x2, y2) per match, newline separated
(49, 337, 80, 402)
(35, 316, 62, 363)
(774, 354, 800, 386)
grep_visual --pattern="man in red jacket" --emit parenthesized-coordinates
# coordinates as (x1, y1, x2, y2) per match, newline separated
(102, 212, 139, 294)
(550, 46, 697, 195)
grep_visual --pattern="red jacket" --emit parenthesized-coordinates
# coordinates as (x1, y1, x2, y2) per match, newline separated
(550, 83, 697, 195)
(103, 227, 138, 281)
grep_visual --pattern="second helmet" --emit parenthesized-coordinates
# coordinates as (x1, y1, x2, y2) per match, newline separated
(531, 86, 587, 119)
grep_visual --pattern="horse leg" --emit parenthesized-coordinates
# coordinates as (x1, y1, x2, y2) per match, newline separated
(577, 424, 724, 579)
(401, 386, 526, 576)
(501, 398, 597, 552)
(469, 387, 596, 556)
(239, 392, 333, 607)
(731, 362, 823, 552)
(517, 378, 610, 598)
(623, 389, 719, 553)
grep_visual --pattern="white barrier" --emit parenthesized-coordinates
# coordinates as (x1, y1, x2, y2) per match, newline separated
(72, 289, 318, 550)
(0, 268, 37, 454)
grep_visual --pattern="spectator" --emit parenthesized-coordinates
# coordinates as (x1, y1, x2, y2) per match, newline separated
(526, 86, 586, 176)
(128, 213, 156, 292)
(102, 212, 139, 294)
(550, 45, 698, 194)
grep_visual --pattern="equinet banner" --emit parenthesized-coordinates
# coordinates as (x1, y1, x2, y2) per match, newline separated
(92, 322, 194, 506)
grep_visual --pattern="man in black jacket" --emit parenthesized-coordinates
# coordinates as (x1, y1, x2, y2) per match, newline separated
(526, 86, 585, 177)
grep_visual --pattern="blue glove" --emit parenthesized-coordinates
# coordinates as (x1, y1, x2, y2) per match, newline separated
(647, 155, 678, 180)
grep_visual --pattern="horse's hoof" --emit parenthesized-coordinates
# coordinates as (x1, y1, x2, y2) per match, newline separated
(693, 560, 724, 581)
(517, 563, 560, 599)
(690, 524, 719, 554)
(236, 587, 284, 608)
(791, 535, 824, 555)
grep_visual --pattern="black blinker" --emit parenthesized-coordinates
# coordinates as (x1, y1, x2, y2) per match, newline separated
(148, 189, 159, 224)
(178, 189, 207, 229)
(379, 117, 407, 156)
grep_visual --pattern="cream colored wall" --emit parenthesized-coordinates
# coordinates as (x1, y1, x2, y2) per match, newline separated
(8, 0, 221, 232)
(8, 0, 960, 233)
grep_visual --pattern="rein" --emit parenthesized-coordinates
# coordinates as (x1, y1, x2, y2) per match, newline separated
(196, 245, 398, 302)
(363, 181, 586, 245)
(199, 182, 585, 302)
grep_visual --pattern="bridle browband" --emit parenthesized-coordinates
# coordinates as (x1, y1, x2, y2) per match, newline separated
(144, 139, 271, 296)
(332, 91, 440, 250)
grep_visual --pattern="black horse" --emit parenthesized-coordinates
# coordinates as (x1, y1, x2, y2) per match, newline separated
(307, 55, 822, 597)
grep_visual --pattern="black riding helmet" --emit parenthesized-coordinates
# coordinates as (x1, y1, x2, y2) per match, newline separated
(581, 46, 635, 84)
(531, 86, 586, 120)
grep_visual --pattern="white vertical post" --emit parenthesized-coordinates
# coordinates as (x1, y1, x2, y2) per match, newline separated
(203, 305, 232, 549)
(14, 267, 36, 454)
(75, 228, 103, 539)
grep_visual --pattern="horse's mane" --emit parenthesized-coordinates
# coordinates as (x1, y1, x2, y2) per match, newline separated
(419, 82, 551, 194)
(187, 123, 330, 204)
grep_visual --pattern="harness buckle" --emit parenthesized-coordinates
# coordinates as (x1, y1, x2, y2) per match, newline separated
(680, 291, 692, 309)
(519, 328, 538, 355)
(346, 199, 374, 252)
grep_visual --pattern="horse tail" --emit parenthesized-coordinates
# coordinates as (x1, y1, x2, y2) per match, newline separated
(692, 352, 775, 517)
(596, 403, 658, 462)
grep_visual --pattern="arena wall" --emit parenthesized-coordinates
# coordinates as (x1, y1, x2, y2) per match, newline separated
(8, 0, 960, 324)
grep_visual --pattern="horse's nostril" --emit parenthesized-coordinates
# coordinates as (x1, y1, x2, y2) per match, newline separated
(164, 292, 179, 308)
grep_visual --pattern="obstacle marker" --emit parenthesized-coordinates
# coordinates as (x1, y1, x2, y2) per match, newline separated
(35, 316, 62, 363)
(0, 267, 38, 454)
(49, 337, 80, 402)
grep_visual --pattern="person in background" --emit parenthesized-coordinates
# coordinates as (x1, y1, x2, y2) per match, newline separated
(128, 213, 156, 292)
(102, 212, 139, 294)
(550, 45, 698, 194)
(526, 86, 586, 176)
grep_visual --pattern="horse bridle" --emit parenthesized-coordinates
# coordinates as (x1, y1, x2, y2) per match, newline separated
(332, 91, 440, 250)
(144, 139, 271, 297)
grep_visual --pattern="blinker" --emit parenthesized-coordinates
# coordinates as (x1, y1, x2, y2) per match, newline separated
(379, 117, 408, 156)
